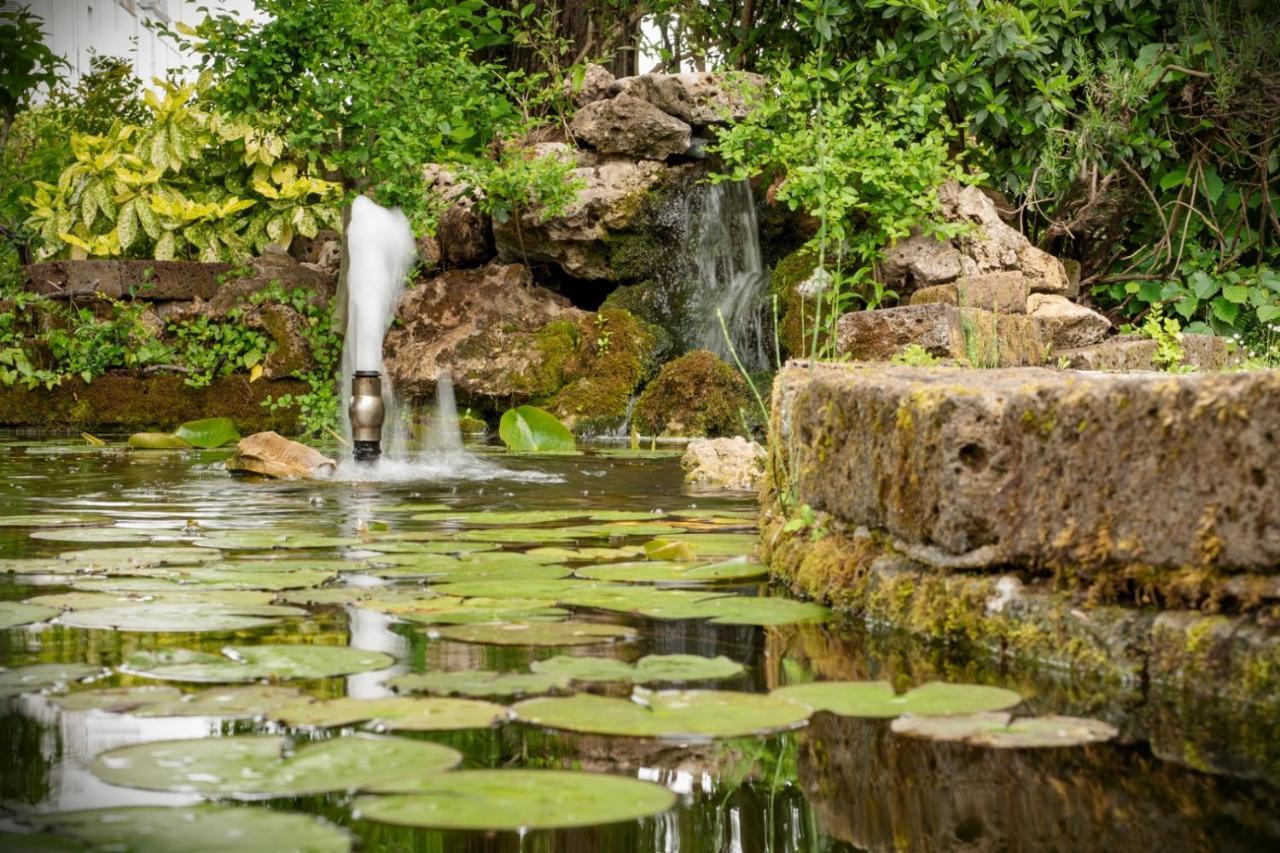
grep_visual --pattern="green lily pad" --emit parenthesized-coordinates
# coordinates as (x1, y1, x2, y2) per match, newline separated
(355, 769, 674, 830)
(195, 531, 360, 551)
(34, 805, 351, 853)
(28, 589, 279, 611)
(174, 417, 241, 449)
(634, 594, 831, 626)
(432, 578, 608, 600)
(0, 514, 99, 527)
(57, 602, 306, 633)
(378, 502, 452, 513)
(0, 558, 82, 575)
(359, 540, 495, 555)
(274, 696, 509, 730)
(30, 527, 178, 544)
(70, 566, 336, 592)
(557, 586, 730, 613)
(0, 663, 101, 698)
(890, 712, 1120, 748)
(0, 602, 59, 630)
(124, 645, 395, 682)
(453, 528, 592, 543)
(499, 405, 575, 452)
(771, 681, 1023, 718)
(644, 534, 759, 560)
(272, 586, 426, 606)
(52, 685, 184, 712)
(52, 685, 306, 718)
(128, 432, 192, 449)
(561, 524, 689, 539)
(408, 509, 590, 525)
(513, 689, 811, 740)
(388, 670, 568, 699)
(531, 654, 744, 684)
(575, 558, 767, 585)
(434, 621, 636, 647)
(56, 547, 221, 570)
(360, 595, 569, 625)
(91, 734, 460, 796)
(526, 546, 646, 562)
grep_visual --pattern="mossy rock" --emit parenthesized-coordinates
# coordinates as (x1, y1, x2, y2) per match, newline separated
(633, 350, 751, 438)
(548, 309, 663, 435)
(507, 320, 580, 400)
(770, 246, 818, 358)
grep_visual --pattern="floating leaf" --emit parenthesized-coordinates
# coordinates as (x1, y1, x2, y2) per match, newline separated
(34, 805, 351, 853)
(531, 654, 744, 684)
(890, 712, 1119, 748)
(195, 531, 359, 551)
(52, 685, 306, 718)
(434, 621, 636, 647)
(124, 645, 395, 682)
(633, 594, 831, 626)
(71, 566, 336, 592)
(52, 685, 183, 712)
(513, 690, 810, 740)
(91, 734, 460, 796)
(432, 578, 607, 600)
(128, 432, 191, 449)
(355, 769, 675, 830)
(29, 589, 278, 611)
(173, 417, 241, 449)
(498, 406, 576, 452)
(274, 696, 509, 730)
(453, 527, 591, 543)
(0, 663, 101, 698)
(644, 534, 758, 560)
(0, 514, 99, 527)
(408, 509, 591, 525)
(0, 602, 59, 630)
(526, 545, 646, 562)
(575, 558, 767, 585)
(388, 670, 568, 699)
(771, 681, 1023, 718)
(57, 602, 306, 633)
(57, 546, 221, 570)
(30, 527, 177, 544)
(360, 595, 568, 625)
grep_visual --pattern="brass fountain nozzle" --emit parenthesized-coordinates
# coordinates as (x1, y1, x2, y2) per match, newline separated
(349, 371, 384, 462)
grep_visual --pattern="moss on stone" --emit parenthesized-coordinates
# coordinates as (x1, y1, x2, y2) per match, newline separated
(770, 246, 818, 358)
(502, 319, 580, 400)
(548, 309, 662, 435)
(633, 349, 752, 437)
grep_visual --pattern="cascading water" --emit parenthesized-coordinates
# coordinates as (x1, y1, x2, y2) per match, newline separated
(687, 180, 770, 372)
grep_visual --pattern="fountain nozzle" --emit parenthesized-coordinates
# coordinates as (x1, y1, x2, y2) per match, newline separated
(349, 371, 384, 462)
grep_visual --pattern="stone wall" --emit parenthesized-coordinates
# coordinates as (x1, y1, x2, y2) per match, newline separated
(763, 361, 1280, 706)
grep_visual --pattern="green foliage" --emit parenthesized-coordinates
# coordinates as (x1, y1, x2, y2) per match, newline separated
(1137, 308, 1189, 372)
(256, 285, 344, 438)
(24, 79, 341, 262)
(45, 301, 171, 383)
(168, 312, 269, 389)
(890, 344, 940, 367)
(457, 144, 583, 227)
(498, 406, 576, 452)
(0, 5, 66, 138)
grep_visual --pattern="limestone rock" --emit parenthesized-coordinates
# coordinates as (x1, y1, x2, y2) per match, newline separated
(565, 63, 615, 106)
(1027, 293, 1110, 349)
(23, 259, 231, 301)
(382, 262, 585, 403)
(569, 93, 692, 160)
(633, 350, 752, 437)
(207, 251, 335, 316)
(245, 303, 313, 379)
(1057, 334, 1232, 372)
(771, 362, 1280, 573)
(879, 233, 963, 291)
(909, 271, 1028, 313)
(682, 437, 766, 490)
(907, 283, 959, 307)
(617, 71, 766, 125)
(835, 304, 1046, 367)
(225, 432, 336, 479)
(424, 165, 494, 267)
(1019, 245, 1070, 294)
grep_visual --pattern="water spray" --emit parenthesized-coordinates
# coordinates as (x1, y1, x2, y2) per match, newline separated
(348, 370, 385, 462)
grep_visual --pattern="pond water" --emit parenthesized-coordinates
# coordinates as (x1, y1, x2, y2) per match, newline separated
(1, 439, 1277, 852)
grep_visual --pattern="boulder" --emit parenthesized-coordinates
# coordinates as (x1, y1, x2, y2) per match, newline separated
(569, 93, 692, 160)
(546, 309, 663, 434)
(770, 362, 1280, 574)
(633, 350, 752, 437)
(879, 233, 963, 292)
(565, 63, 615, 106)
(493, 157, 693, 281)
(382, 262, 585, 403)
(617, 71, 766, 125)
(226, 431, 336, 479)
(911, 271, 1029, 314)
(245, 303, 313, 378)
(424, 165, 494, 267)
(835, 304, 1046, 367)
(681, 436, 766, 490)
(1028, 293, 1110, 349)
(1056, 334, 1233, 372)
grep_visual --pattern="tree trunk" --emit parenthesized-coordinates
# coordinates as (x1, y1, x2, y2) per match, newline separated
(498, 0, 642, 78)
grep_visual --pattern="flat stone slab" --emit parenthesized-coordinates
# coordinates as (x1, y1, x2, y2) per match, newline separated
(772, 362, 1280, 573)
(23, 260, 232, 301)
(836, 303, 1045, 366)
(1057, 334, 1232, 371)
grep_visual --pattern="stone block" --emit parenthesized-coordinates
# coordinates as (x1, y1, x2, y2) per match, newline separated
(956, 271, 1029, 313)
(771, 362, 1280, 573)
(1028, 293, 1110, 349)
(835, 303, 1045, 366)
(907, 283, 958, 307)
(569, 93, 691, 160)
(23, 260, 232, 301)
(1058, 334, 1232, 372)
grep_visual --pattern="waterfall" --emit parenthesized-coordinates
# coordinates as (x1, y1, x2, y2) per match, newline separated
(426, 372, 463, 454)
(687, 180, 770, 372)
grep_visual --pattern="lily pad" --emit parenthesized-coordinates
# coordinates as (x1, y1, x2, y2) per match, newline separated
(499, 405, 576, 452)
(557, 586, 729, 613)
(0, 602, 59, 630)
(0, 663, 101, 698)
(56, 547, 221, 570)
(195, 531, 359, 551)
(890, 712, 1119, 748)
(526, 546, 646, 562)
(354, 769, 674, 830)
(432, 578, 607, 600)
(52, 685, 306, 718)
(634, 594, 832, 626)
(575, 558, 767, 585)
(30, 527, 176, 544)
(174, 417, 240, 449)
(359, 540, 495, 555)
(34, 805, 351, 853)
(91, 734, 460, 797)
(124, 645, 395, 682)
(0, 514, 99, 527)
(57, 602, 306, 633)
(70, 567, 336, 592)
(52, 685, 184, 712)
(531, 654, 744, 684)
(644, 534, 759, 560)
(28, 589, 278, 611)
(434, 621, 636, 647)
(771, 681, 1023, 718)
(453, 527, 591, 543)
(513, 689, 810, 740)
(272, 586, 424, 607)
(408, 509, 590, 525)
(388, 670, 568, 699)
(561, 524, 688, 539)
(0, 558, 81, 575)
(128, 432, 192, 449)
(360, 595, 569, 625)
(274, 696, 509, 730)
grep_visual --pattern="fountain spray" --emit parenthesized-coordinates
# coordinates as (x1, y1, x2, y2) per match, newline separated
(343, 196, 416, 462)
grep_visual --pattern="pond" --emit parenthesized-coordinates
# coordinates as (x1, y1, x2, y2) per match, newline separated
(0, 439, 1277, 852)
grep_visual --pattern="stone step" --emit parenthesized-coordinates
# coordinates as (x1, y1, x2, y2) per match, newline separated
(1057, 334, 1234, 371)
(835, 303, 1046, 366)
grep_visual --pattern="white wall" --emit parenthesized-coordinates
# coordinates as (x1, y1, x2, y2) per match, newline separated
(17, 0, 261, 86)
